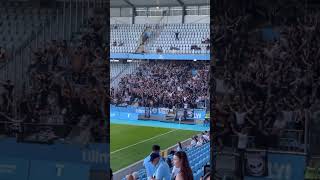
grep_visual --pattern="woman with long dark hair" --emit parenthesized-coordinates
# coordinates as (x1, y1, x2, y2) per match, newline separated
(173, 151, 193, 180)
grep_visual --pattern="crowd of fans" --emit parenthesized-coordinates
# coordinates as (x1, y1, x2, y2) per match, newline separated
(111, 61, 209, 109)
(212, 7, 320, 150)
(0, 17, 108, 143)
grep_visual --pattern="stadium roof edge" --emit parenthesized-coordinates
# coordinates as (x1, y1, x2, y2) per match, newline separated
(111, 0, 209, 8)
(122, 0, 135, 8)
(176, 0, 185, 6)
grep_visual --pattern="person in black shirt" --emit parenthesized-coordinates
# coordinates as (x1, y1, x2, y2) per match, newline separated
(175, 31, 179, 40)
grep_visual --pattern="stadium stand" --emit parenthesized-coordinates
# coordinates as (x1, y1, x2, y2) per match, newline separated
(0, 6, 53, 50)
(111, 60, 209, 109)
(121, 135, 210, 180)
(0, 1, 108, 179)
(0, 17, 107, 144)
(145, 24, 210, 54)
(110, 24, 145, 53)
(211, 1, 320, 179)
(212, 5, 316, 153)
(110, 60, 141, 88)
(110, 1, 210, 180)
(110, 24, 210, 54)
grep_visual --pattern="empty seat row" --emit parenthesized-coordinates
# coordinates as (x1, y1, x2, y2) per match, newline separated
(110, 23, 209, 54)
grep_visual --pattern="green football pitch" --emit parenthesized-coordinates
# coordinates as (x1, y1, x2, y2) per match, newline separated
(110, 124, 199, 171)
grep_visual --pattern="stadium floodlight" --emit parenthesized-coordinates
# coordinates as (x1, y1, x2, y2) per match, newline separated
(193, 59, 197, 61)
(127, 60, 133, 62)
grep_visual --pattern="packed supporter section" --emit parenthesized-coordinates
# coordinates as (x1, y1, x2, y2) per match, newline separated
(110, 60, 141, 88)
(111, 61, 209, 109)
(0, 1, 108, 180)
(110, 1, 210, 179)
(0, 1, 108, 144)
(212, 8, 319, 152)
(211, 1, 320, 179)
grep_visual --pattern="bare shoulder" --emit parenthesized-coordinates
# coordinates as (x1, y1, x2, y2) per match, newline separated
(175, 173, 183, 180)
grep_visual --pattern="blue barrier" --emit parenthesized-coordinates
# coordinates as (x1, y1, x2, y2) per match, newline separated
(0, 157, 29, 180)
(110, 105, 206, 120)
(29, 160, 90, 180)
(0, 157, 90, 180)
(245, 152, 306, 180)
(0, 138, 108, 171)
(193, 109, 206, 120)
(110, 53, 210, 60)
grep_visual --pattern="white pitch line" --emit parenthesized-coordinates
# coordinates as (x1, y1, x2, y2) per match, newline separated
(111, 129, 177, 154)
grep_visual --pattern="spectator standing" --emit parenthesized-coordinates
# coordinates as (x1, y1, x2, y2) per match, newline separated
(190, 136, 197, 147)
(232, 126, 248, 179)
(144, 145, 161, 180)
(150, 153, 171, 180)
(175, 31, 179, 40)
(176, 142, 184, 151)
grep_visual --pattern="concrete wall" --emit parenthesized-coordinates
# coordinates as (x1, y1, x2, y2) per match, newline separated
(110, 15, 209, 25)
(110, 17, 132, 24)
(185, 15, 210, 24)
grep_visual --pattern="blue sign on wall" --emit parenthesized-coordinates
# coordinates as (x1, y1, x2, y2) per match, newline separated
(29, 160, 90, 180)
(245, 152, 306, 180)
(0, 157, 29, 180)
(0, 157, 91, 180)
(110, 105, 206, 120)
(193, 109, 206, 119)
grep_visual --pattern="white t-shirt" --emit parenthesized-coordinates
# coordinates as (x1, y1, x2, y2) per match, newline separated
(184, 103, 188, 109)
(183, 96, 187, 101)
(237, 133, 248, 149)
(190, 140, 196, 147)
(196, 141, 203, 147)
(176, 146, 183, 152)
(203, 134, 210, 141)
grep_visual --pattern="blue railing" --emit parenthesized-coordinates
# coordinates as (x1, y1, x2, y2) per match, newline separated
(110, 105, 207, 121)
(110, 53, 210, 60)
